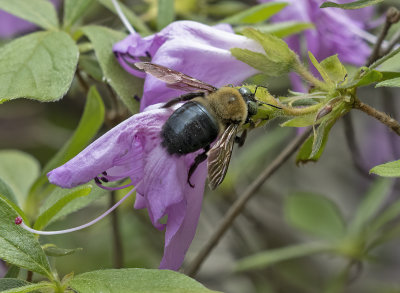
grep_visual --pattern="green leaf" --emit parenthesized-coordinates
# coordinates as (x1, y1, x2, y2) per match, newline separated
(371, 47, 400, 72)
(0, 150, 40, 206)
(231, 48, 287, 76)
(63, 0, 95, 29)
(27, 86, 104, 216)
(0, 279, 29, 291)
(281, 114, 316, 127)
(0, 0, 59, 30)
(220, 2, 287, 24)
(320, 55, 347, 83)
(321, 0, 384, 9)
(343, 69, 383, 88)
(99, 0, 151, 34)
(284, 192, 345, 240)
(235, 243, 332, 271)
(43, 243, 82, 257)
(158, 0, 175, 30)
(79, 55, 103, 82)
(237, 22, 314, 39)
(82, 25, 141, 113)
(0, 177, 18, 205)
(34, 185, 92, 231)
(69, 269, 221, 293)
(4, 265, 20, 278)
(308, 51, 332, 84)
(39, 184, 107, 225)
(376, 77, 400, 87)
(371, 200, 400, 232)
(0, 31, 79, 103)
(370, 160, 400, 177)
(242, 28, 297, 67)
(0, 281, 53, 293)
(349, 179, 393, 234)
(0, 194, 29, 227)
(296, 117, 337, 163)
(0, 197, 52, 279)
(206, 1, 248, 17)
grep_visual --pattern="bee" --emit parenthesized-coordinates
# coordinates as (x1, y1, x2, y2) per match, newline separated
(135, 62, 279, 190)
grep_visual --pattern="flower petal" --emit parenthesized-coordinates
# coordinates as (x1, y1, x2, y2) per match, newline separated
(159, 161, 207, 270)
(113, 20, 263, 110)
(47, 105, 173, 188)
(260, 0, 372, 66)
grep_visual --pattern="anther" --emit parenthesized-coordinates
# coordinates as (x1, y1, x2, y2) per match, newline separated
(102, 171, 108, 176)
(15, 217, 22, 225)
(94, 177, 102, 184)
(101, 177, 109, 182)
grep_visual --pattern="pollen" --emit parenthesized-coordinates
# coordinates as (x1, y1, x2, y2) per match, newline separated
(15, 217, 22, 225)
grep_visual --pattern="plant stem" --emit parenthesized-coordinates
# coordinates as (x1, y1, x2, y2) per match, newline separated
(369, 47, 400, 70)
(110, 192, 124, 269)
(185, 128, 312, 277)
(281, 103, 322, 116)
(353, 99, 400, 136)
(366, 20, 392, 66)
(292, 61, 330, 91)
(342, 114, 370, 179)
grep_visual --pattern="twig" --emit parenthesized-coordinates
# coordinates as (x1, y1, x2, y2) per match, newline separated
(26, 270, 33, 282)
(366, 7, 400, 66)
(342, 114, 371, 179)
(381, 29, 400, 57)
(366, 20, 392, 66)
(185, 128, 312, 277)
(110, 192, 124, 268)
(353, 99, 400, 136)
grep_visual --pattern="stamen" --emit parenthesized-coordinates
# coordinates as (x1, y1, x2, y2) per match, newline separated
(95, 180, 135, 191)
(111, 0, 135, 35)
(94, 177, 102, 185)
(102, 171, 108, 176)
(15, 187, 136, 235)
(100, 177, 109, 182)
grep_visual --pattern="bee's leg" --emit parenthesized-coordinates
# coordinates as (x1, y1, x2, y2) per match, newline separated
(187, 145, 210, 188)
(162, 92, 205, 108)
(235, 129, 247, 147)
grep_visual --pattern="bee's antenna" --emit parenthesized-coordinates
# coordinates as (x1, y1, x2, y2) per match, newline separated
(253, 86, 282, 109)
(258, 101, 282, 109)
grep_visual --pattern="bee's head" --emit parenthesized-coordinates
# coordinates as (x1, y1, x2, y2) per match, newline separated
(239, 87, 258, 118)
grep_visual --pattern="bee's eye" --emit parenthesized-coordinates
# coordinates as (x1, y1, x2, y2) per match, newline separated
(247, 101, 258, 117)
(239, 87, 253, 101)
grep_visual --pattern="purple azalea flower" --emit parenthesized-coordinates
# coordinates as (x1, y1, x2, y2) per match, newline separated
(48, 104, 207, 270)
(261, 0, 372, 65)
(260, 0, 373, 91)
(0, 0, 60, 38)
(47, 20, 263, 270)
(113, 20, 263, 110)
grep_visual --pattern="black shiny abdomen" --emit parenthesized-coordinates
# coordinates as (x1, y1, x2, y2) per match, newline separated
(161, 101, 219, 155)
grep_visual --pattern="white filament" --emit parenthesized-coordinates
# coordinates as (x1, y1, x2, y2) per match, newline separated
(111, 0, 136, 35)
(19, 187, 136, 235)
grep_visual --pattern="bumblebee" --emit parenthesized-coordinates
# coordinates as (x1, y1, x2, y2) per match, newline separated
(135, 62, 278, 190)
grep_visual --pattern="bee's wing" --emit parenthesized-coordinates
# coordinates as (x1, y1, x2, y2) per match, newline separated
(135, 62, 217, 93)
(207, 124, 239, 190)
